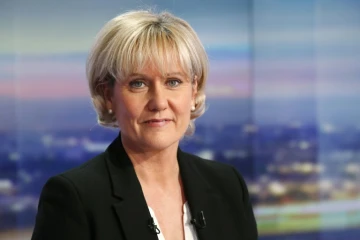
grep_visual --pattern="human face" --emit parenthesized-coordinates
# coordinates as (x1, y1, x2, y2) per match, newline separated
(109, 62, 197, 152)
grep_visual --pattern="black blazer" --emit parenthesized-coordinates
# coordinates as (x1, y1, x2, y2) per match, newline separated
(31, 134, 258, 240)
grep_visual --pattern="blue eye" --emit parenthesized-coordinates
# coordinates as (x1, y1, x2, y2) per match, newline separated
(129, 80, 145, 88)
(167, 79, 181, 87)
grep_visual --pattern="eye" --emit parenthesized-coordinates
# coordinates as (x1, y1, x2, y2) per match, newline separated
(129, 80, 146, 88)
(167, 79, 182, 87)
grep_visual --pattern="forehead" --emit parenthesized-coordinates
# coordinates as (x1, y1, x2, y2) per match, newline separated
(122, 50, 192, 80)
(116, 28, 194, 81)
(132, 59, 188, 77)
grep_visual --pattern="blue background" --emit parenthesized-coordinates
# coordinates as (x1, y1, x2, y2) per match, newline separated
(0, 0, 360, 239)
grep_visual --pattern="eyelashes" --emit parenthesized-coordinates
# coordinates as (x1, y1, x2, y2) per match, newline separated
(166, 79, 182, 87)
(129, 80, 145, 88)
(128, 79, 183, 90)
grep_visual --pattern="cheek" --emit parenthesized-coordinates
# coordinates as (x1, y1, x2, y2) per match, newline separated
(175, 93, 192, 115)
(113, 94, 141, 120)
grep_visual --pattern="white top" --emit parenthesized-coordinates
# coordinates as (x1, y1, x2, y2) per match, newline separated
(148, 202, 198, 240)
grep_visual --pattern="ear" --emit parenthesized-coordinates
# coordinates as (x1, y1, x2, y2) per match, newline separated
(104, 85, 114, 111)
(192, 76, 198, 106)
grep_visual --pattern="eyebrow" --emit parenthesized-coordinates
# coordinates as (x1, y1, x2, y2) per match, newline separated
(165, 72, 186, 77)
(129, 72, 187, 78)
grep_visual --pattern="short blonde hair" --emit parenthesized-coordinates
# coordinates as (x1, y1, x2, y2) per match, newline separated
(86, 10, 208, 135)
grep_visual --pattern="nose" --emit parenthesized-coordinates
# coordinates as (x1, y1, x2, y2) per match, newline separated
(147, 84, 168, 112)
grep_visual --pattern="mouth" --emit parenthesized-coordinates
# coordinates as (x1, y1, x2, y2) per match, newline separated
(144, 119, 172, 123)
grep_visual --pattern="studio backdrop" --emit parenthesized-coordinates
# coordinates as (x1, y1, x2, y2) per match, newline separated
(0, 0, 360, 239)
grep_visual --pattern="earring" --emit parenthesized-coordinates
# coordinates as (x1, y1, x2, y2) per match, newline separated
(191, 106, 196, 111)
(108, 109, 113, 114)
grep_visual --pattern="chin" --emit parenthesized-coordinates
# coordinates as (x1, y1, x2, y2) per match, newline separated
(121, 126, 187, 152)
(140, 133, 180, 151)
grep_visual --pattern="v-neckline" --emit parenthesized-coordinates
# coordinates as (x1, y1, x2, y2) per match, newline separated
(148, 202, 198, 240)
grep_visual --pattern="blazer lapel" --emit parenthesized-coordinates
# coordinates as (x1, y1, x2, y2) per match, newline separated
(105, 136, 158, 240)
(178, 150, 240, 240)
(104, 134, 239, 240)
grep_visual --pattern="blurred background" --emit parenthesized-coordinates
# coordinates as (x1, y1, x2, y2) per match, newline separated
(1, 0, 360, 239)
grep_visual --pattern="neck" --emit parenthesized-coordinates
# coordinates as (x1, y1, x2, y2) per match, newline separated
(121, 135, 180, 188)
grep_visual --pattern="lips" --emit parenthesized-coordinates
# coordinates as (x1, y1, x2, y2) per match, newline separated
(144, 119, 172, 123)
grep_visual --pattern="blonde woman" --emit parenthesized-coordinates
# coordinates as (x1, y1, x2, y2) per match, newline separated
(31, 10, 258, 240)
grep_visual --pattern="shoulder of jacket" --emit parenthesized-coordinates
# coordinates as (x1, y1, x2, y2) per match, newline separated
(181, 151, 236, 175)
(55, 152, 108, 183)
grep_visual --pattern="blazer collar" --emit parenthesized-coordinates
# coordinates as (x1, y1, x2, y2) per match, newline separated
(105, 135, 158, 240)
(104, 133, 234, 240)
(177, 149, 237, 240)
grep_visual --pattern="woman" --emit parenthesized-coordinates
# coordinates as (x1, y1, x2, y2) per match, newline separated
(31, 10, 258, 240)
